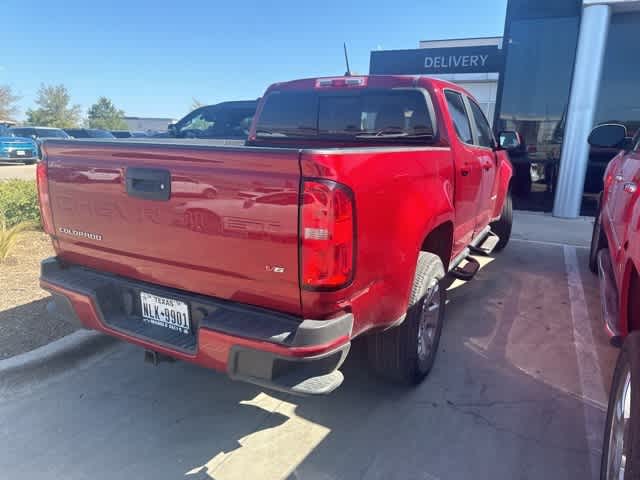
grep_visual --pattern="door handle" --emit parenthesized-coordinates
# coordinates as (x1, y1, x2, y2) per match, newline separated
(483, 162, 493, 171)
(615, 174, 624, 182)
(126, 167, 171, 201)
(624, 182, 638, 194)
(460, 168, 470, 177)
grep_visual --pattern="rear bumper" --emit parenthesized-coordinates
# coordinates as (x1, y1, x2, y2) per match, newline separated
(40, 257, 352, 395)
(0, 155, 38, 164)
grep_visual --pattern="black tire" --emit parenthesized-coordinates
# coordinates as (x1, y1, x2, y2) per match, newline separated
(367, 252, 446, 384)
(491, 190, 513, 252)
(601, 332, 640, 480)
(590, 212, 607, 274)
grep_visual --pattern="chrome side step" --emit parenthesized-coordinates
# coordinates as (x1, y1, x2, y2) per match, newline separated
(470, 231, 500, 256)
(597, 249, 623, 346)
(450, 256, 480, 281)
(448, 227, 494, 282)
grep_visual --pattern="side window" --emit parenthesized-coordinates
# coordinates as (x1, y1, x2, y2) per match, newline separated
(468, 98, 495, 148)
(445, 91, 473, 144)
(179, 108, 217, 136)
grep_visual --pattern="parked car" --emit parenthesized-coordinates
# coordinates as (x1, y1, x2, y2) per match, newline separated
(0, 122, 39, 164)
(37, 75, 513, 395)
(9, 127, 71, 158)
(111, 130, 149, 138)
(9, 126, 70, 141)
(587, 123, 640, 478)
(168, 100, 258, 140)
(63, 128, 115, 139)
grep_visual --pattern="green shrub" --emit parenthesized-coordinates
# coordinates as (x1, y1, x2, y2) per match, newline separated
(0, 179, 41, 227)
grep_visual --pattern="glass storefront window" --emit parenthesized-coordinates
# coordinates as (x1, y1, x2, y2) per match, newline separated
(596, 13, 640, 137)
(497, 13, 580, 212)
(587, 13, 640, 198)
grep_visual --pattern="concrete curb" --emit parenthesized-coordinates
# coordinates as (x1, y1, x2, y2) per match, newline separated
(0, 330, 119, 392)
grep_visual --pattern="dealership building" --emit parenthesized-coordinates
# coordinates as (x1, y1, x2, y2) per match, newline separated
(370, 0, 640, 218)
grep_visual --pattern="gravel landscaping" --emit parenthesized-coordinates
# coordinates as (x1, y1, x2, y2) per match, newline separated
(0, 230, 77, 359)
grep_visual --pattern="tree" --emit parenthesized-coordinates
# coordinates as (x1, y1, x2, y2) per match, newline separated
(26, 84, 81, 128)
(0, 85, 20, 122)
(87, 97, 128, 130)
(190, 98, 205, 112)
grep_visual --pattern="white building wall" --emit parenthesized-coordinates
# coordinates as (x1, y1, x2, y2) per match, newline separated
(428, 73, 499, 126)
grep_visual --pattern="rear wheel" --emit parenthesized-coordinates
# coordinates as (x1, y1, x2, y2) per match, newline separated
(491, 190, 513, 252)
(601, 332, 640, 480)
(590, 212, 608, 274)
(367, 252, 446, 384)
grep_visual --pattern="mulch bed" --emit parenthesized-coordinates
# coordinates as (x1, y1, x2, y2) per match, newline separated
(0, 231, 77, 359)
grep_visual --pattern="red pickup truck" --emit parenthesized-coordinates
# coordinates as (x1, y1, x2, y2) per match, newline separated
(38, 75, 513, 395)
(587, 123, 640, 478)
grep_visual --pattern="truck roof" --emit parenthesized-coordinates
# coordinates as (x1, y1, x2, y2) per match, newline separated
(265, 74, 468, 94)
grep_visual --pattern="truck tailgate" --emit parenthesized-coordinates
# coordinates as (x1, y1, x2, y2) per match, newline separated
(44, 140, 302, 315)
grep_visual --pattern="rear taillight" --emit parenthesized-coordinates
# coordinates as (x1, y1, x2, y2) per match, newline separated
(300, 180, 355, 290)
(36, 160, 54, 235)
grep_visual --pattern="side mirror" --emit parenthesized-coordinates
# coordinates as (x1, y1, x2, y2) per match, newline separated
(498, 130, 522, 151)
(588, 124, 629, 149)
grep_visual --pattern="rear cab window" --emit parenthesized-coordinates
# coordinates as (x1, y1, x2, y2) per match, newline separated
(253, 88, 435, 145)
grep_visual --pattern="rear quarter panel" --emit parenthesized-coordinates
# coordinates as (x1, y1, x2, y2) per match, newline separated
(300, 146, 454, 336)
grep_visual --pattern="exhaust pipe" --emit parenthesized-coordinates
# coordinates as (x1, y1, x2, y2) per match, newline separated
(144, 350, 176, 366)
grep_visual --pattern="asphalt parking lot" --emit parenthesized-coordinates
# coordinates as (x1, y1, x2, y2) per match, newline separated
(0, 230, 618, 480)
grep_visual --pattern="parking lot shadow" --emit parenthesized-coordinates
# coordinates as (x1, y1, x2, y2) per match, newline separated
(0, 297, 76, 359)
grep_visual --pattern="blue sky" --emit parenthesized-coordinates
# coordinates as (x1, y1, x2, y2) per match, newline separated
(3, 0, 507, 121)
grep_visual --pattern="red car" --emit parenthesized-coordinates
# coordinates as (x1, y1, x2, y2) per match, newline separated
(588, 123, 640, 478)
(38, 75, 513, 395)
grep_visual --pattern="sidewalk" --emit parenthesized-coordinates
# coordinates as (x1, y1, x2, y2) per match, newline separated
(0, 164, 36, 181)
(512, 210, 594, 248)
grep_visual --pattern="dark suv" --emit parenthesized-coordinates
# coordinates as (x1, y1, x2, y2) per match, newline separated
(169, 100, 258, 140)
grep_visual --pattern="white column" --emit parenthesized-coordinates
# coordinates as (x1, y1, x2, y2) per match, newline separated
(553, 3, 611, 218)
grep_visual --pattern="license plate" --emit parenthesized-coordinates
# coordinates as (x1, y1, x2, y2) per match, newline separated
(16, 150, 25, 156)
(140, 292, 190, 334)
